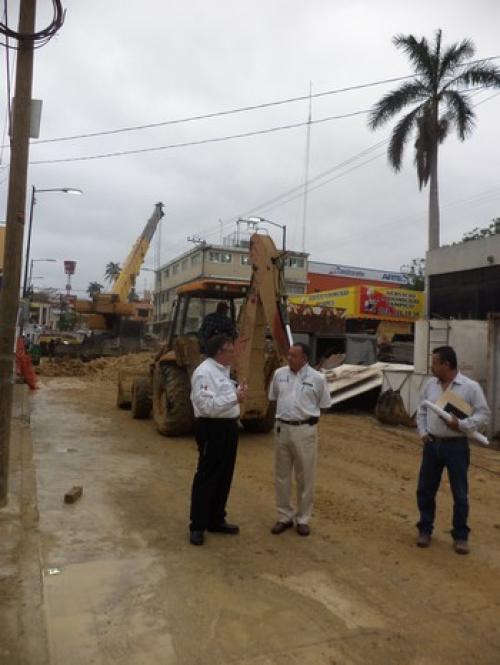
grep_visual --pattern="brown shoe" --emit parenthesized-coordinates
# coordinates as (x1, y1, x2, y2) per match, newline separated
(453, 540, 470, 555)
(416, 532, 431, 548)
(270, 521, 293, 535)
(296, 523, 310, 537)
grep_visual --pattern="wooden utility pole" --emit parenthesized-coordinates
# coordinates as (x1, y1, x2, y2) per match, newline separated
(0, 0, 37, 507)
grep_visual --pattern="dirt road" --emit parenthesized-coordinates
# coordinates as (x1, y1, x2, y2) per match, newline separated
(27, 377, 500, 664)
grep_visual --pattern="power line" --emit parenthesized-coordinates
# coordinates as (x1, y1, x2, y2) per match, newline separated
(3, 54, 499, 149)
(29, 109, 373, 165)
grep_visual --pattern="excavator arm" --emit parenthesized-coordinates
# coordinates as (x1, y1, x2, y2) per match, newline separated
(234, 233, 292, 426)
(111, 202, 165, 302)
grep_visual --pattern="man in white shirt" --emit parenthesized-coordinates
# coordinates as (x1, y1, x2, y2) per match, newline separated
(268, 342, 332, 536)
(189, 335, 247, 546)
(416, 345, 490, 555)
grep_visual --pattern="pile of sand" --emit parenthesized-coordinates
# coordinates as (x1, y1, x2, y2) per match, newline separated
(36, 352, 153, 382)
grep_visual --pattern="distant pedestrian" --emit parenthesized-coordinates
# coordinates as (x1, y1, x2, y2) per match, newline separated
(268, 342, 332, 537)
(189, 334, 247, 546)
(416, 346, 490, 555)
(48, 338, 56, 362)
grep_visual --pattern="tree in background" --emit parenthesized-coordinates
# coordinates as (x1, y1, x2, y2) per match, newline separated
(401, 258, 425, 291)
(87, 281, 104, 298)
(462, 217, 500, 242)
(104, 262, 121, 284)
(369, 30, 500, 251)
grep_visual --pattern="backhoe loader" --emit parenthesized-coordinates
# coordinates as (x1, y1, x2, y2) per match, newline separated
(116, 232, 292, 436)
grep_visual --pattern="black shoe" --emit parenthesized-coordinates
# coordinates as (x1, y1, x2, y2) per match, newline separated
(453, 539, 470, 555)
(190, 530, 204, 546)
(296, 523, 311, 537)
(207, 522, 240, 535)
(416, 531, 431, 548)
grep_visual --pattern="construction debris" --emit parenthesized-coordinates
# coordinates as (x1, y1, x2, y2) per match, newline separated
(36, 352, 153, 382)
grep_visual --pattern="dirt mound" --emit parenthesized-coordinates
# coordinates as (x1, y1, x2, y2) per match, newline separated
(37, 352, 152, 382)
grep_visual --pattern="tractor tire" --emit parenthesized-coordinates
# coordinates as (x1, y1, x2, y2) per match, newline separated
(241, 400, 276, 433)
(131, 377, 152, 419)
(116, 371, 131, 410)
(153, 363, 194, 436)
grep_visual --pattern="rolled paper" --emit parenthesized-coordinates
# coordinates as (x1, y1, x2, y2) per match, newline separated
(423, 400, 490, 446)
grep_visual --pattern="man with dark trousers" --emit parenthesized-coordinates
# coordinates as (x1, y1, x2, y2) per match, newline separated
(416, 346, 490, 555)
(189, 334, 247, 546)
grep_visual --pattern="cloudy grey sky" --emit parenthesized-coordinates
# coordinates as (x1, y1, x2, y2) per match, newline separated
(2, 0, 500, 295)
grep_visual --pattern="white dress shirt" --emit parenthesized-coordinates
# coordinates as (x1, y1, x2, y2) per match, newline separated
(268, 363, 332, 420)
(190, 358, 240, 419)
(417, 371, 490, 438)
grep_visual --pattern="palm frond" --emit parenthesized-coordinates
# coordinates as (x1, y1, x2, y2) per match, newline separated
(387, 105, 423, 171)
(368, 81, 427, 129)
(439, 38, 475, 79)
(445, 63, 500, 90)
(393, 33, 434, 82)
(442, 90, 475, 139)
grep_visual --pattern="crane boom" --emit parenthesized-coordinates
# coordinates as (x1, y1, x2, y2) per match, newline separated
(111, 202, 165, 302)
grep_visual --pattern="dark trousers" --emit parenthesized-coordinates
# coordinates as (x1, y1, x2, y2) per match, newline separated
(416, 437, 470, 541)
(189, 418, 239, 531)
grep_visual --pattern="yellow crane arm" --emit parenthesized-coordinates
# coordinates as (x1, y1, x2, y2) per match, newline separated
(111, 202, 165, 302)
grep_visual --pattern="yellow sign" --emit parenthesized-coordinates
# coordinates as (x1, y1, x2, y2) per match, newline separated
(290, 285, 424, 322)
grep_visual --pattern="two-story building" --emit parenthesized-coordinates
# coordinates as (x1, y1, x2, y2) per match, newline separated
(153, 236, 308, 334)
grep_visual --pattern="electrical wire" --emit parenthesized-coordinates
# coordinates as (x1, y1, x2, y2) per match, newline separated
(28, 109, 373, 165)
(0, 0, 64, 47)
(0, 0, 12, 165)
(9, 54, 500, 148)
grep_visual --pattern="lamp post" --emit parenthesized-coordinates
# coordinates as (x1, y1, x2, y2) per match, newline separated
(242, 216, 287, 250)
(28, 258, 56, 295)
(23, 186, 83, 297)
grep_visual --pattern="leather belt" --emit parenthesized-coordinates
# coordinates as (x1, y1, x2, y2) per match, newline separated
(277, 417, 318, 426)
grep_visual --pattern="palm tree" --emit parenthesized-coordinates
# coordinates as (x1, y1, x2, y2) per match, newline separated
(369, 30, 500, 250)
(104, 261, 121, 284)
(87, 281, 104, 298)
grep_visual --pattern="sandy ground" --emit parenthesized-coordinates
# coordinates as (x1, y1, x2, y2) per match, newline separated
(5, 375, 500, 664)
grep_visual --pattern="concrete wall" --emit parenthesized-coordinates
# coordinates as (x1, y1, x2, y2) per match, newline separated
(426, 235, 500, 276)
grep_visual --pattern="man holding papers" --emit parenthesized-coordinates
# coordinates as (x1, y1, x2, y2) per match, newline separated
(416, 346, 490, 555)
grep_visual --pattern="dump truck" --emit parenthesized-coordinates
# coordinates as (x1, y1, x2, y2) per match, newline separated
(117, 232, 291, 435)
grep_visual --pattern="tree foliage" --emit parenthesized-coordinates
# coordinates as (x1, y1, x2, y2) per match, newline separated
(462, 217, 500, 242)
(104, 262, 121, 284)
(87, 281, 104, 297)
(401, 258, 425, 291)
(369, 30, 500, 250)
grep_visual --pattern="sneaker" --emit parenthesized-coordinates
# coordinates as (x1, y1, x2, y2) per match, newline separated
(453, 540, 470, 555)
(416, 532, 431, 548)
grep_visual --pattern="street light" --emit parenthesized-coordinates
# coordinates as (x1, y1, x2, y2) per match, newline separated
(28, 258, 57, 293)
(23, 186, 83, 297)
(242, 216, 287, 250)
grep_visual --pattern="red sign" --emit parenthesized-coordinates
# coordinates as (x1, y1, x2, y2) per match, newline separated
(64, 260, 76, 275)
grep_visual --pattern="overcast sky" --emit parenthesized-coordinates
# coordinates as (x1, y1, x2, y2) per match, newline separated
(1, 0, 500, 295)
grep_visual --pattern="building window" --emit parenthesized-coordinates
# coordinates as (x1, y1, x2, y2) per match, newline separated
(286, 283, 306, 294)
(172, 263, 179, 275)
(241, 255, 250, 266)
(163, 267, 170, 278)
(208, 251, 232, 264)
(287, 257, 305, 269)
(181, 258, 188, 270)
(191, 253, 200, 266)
